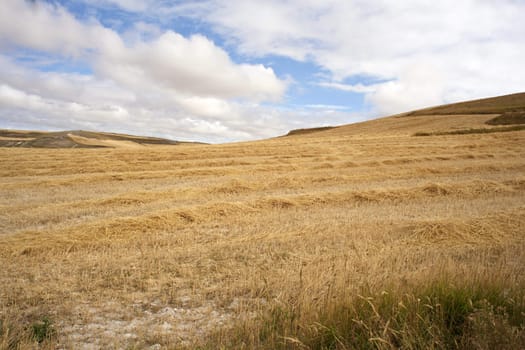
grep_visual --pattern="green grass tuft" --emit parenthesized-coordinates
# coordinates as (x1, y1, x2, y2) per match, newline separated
(31, 316, 55, 343)
(202, 279, 525, 349)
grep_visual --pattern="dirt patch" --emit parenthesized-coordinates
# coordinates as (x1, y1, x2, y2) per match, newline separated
(60, 298, 235, 348)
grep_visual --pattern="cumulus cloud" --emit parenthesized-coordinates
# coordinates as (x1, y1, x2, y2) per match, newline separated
(2, 0, 523, 142)
(181, 0, 525, 114)
(0, 1, 121, 57)
(0, 0, 289, 142)
(366, 63, 447, 115)
(96, 31, 285, 101)
(0, 1, 286, 102)
(317, 82, 377, 94)
(0, 59, 296, 143)
(0, 55, 337, 143)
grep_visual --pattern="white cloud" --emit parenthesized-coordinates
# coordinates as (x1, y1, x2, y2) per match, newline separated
(182, 0, 525, 115)
(176, 96, 236, 119)
(0, 0, 121, 57)
(0, 57, 343, 143)
(2, 0, 523, 142)
(0, 83, 130, 124)
(0, 56, 136, 107)
(0, 1, 286, 102)
(317, 82, 377, 94)
(0, 0, 288, 142)
(0, 61, 288, 143)
(97, 31, 285, 101)
(366, 62, 447, 115)
(304, 104, 351, 111)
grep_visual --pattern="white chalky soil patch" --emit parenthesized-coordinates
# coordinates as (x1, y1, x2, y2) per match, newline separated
(58, 298, 234, 349)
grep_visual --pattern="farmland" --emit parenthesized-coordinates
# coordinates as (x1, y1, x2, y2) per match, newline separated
(1, 94, 525, 348)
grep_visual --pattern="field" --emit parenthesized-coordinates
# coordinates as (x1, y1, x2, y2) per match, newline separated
(1, 96, 525, 348)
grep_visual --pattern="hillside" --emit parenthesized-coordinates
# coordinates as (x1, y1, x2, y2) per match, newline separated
(284, 126, 336, 136)
(284, 92, 525, 138)
(0, 129, 184, 148)
(404, 92, 525, 116)
(1, 94, 524, 348)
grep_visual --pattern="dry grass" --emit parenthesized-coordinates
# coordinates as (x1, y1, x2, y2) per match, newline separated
(404, 92, 525, 116)
(0, 112, 524, 349)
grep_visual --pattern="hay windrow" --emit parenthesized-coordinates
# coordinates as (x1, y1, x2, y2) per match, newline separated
(1, 106, 524, 347)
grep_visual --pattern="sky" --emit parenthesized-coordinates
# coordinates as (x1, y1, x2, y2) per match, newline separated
(0, 0, 524, 143)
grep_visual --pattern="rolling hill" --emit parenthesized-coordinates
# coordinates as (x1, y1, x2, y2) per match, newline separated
(284, 92, 525, 138)
(404, 92, 525, 116)
(0, 129, 186, 148)
(2, 93, 524, 149)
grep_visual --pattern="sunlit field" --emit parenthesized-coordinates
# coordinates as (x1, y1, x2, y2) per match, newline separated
(1, 109, 524, 348)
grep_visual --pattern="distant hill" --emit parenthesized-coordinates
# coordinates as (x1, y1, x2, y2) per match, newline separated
(285, 126, 336, 136)
(403, 92, 525, 116)
(3, 93, 524, 148)
(283, 92, 525, 138)
(0, 129, 193, 148)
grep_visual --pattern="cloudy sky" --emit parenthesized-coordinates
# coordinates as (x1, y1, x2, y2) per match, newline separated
(0, 0, 524, 143)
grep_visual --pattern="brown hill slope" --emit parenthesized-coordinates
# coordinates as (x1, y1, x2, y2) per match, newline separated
(284, 92, 525, 138)
(404, 92, 525, 116)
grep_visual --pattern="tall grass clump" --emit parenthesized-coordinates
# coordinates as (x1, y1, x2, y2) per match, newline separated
(0, 313, 57, 349)
(204, 278, 525, 349)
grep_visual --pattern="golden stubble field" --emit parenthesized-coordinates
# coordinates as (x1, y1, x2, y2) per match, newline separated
(1, 113, 524, 349)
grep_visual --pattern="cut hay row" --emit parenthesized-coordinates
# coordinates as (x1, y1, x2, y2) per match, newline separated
(1, 106, 524, 347)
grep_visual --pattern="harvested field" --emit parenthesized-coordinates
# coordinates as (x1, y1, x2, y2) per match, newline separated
(1, 100, 525, 348)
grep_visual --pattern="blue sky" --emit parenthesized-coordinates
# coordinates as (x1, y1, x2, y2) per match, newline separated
(0, 0, 524, 142)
